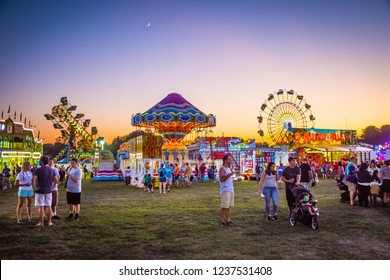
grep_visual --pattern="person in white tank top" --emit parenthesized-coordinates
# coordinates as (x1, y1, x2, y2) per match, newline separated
(218, 154, 235, 226)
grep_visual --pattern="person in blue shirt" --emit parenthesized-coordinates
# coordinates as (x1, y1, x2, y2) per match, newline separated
(277, 163, 285, 178)
(345, 156, 359, 206)
(158, 164, 167, 194)
(165, 164, 174, 192)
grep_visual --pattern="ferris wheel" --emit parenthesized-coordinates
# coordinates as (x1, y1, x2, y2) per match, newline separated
(257, 89, 315, 146)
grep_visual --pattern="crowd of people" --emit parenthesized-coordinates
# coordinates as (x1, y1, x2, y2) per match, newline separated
(124, 161, 220, 194)
(343, 157, 390, 207)
(3, 156, 83, 226)
(4, 153, 390, 228)
(255, 156, 390, 223)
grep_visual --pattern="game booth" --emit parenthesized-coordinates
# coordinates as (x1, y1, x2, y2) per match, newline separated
(240, 146, 291, 180)
(93, 150, 123, 181)
(187, 137, 282, 180)
(117, 134, 163, 186)
(290, 128, 374, 166)
(0, 117, 43, 168)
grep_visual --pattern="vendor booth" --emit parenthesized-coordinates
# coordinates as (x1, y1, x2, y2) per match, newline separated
(291, 128, 373, 165)
(117, 134, 163, 186)
(0, 118, 42, 168)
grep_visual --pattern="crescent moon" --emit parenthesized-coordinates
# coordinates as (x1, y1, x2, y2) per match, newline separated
(147, 22, 151, 27)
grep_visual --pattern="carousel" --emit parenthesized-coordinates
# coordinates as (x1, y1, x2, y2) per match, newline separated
(131, 92, 216, 164)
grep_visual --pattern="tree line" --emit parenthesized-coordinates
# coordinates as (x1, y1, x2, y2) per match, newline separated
(43, 130, 148, 158)
(359, 124, 390, 146)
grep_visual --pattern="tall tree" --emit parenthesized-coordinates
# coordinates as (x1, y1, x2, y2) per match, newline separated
(43, 142, 67, 158)
(106, 130, 149, 156)
(360, 125, 390, 145)
(379, 125, 390, 144)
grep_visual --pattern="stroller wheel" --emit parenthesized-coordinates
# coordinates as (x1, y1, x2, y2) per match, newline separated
(311, 216, 319, 230)
(289, 211, 297, 226)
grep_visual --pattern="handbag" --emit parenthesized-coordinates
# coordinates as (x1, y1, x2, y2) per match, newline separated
(370, 183, 380, 195)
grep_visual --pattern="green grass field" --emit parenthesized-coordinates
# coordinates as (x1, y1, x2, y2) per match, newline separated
(1, 179, 389, 260)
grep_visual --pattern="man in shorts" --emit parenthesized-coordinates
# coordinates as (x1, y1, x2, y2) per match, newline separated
(184, 162, 192, 186)
(345, 156, 359, 206)
(219, 154, 235, 226)
(33, 155, 58, 227)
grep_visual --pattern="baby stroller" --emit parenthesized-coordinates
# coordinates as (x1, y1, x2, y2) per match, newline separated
(289, 185, 319, 230)
(337, 178, 350, 203)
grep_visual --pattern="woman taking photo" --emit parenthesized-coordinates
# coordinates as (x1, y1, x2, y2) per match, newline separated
(259, 162, 279, 221)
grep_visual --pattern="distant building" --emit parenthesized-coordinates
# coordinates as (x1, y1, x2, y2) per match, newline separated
(0, 118, 43, 167)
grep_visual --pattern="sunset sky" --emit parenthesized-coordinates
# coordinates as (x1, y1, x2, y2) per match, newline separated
(1, 0, 390, 144)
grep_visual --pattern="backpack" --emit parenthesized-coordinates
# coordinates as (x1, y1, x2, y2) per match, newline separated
(159, 169, 164, 177)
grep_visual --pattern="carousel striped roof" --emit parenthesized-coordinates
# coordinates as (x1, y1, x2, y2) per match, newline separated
(145, 93, 202, 115)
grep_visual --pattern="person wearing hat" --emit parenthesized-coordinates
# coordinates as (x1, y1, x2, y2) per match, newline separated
(281, 156, 301, 213)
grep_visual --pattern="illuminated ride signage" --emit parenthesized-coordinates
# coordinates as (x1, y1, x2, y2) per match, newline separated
(1, 151, 32, 158)
(289, 128, 357, 145)
(199, 137, 256, 152)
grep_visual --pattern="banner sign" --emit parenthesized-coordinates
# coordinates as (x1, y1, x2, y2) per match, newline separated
(289, 128, 357, 145)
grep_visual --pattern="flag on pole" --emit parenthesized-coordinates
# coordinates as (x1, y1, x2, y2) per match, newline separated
(38, 130, 40, 139)
(20, 112, 22, 122)
(1, 111, 3, 119)
(14, 111, 16, 119)
(24, 117, 27, 125)
(7, 105, 10, 114)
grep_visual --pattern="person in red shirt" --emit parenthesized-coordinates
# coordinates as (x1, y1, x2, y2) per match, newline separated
(199, 163, 207, 183)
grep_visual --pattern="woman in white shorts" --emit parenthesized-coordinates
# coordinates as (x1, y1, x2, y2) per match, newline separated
(15, 162, 34, 224)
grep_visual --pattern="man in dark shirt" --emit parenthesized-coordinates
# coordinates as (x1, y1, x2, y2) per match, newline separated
(255, 164, 261, 182)
(299, 158, 313, 190)
(281, 157, 301, 213)
(33, 155, 58, 227)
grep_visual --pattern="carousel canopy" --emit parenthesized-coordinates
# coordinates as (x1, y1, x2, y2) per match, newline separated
(145, 92, 202, 115)
(131, 93, 216, 138)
